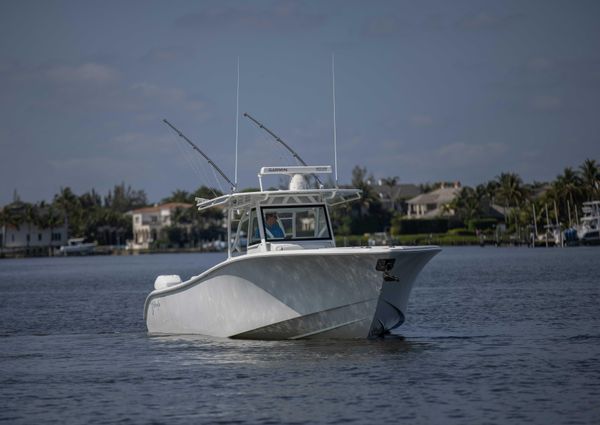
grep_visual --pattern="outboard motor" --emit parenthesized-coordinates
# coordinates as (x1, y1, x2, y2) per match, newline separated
(154, 275, 182, 290)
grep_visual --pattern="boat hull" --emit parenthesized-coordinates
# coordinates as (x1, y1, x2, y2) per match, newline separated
(578, 230, 600, 245)
(59, 244, 96, 255)
(144, 246, 440, 339)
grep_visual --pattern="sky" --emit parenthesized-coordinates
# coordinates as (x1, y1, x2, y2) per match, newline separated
(1, 0, 599, 205)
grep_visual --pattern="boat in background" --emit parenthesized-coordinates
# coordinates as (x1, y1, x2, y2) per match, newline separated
(577, 201, 600, 245)
(59, 238, 96, 256)
(144, 166, 440, 339)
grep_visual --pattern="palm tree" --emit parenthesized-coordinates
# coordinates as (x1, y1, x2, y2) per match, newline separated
(496, 173, 525, 208)
(554, 167, 583, 222)
(579, 159, 599, 201)
(38, 205, 64, 255)
(104, 183, 148, 213)
(450, 187, 483, 222)
(0, 203, 25, 248)
(496, 173, 525, 219)
(79, 190, 102, 209)
(484, 180, 500, 206)
(0, 207, 9, 249)
(23, 203, 38, 251)
(162, 189, 193, 204)
(379, 176, 400, 212)
(495, 173, 528, 239)
(54, 187, 81, 236)
(351, 166, 379, 215)
(475, 184, 488, 203)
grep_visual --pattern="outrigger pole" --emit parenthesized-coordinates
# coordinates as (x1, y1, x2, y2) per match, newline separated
(242, 112, 323, 188)
(163, 119, 237, 193)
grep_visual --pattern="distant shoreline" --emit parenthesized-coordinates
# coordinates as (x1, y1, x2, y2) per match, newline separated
(1, 239, 580, 259)
(0, 245, 226, 259)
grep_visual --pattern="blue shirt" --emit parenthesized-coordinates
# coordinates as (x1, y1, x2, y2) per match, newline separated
(266, 222, 285, 239)
(254, 222, 285, 239)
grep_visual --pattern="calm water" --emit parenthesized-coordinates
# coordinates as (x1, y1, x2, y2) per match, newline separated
(1, 247, 599, 424)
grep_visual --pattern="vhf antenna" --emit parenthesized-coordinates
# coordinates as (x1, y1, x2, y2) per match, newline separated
(243, 112, 324, 188)
(332, 53, 339, 188)
(234, 57, 240, 189)
(163, 119, 236, 193)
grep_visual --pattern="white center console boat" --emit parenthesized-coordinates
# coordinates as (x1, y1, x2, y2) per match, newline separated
(144, 165, 440, 339)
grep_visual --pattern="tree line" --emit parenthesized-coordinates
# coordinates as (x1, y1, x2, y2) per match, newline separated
(445, 158, 599, 236)
(333, 159, 599, 238)
(0, 184, 147, 246)
(1, 159, 598, 247)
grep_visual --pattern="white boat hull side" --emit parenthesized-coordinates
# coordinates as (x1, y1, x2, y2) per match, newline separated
(144, 246, 440, 339)
(146, 273, 300, 337)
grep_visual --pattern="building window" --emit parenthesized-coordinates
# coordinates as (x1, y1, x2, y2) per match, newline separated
(135, 216, 140, 223)
(52, 233, 62, 241)
(26, 234, 30, 242)
(38, 233, 42, 241)
(11, 234, 15, 242)
(151, 216, 157, 223)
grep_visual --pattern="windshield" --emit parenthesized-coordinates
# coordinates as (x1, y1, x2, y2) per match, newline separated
(261, 205, 331, 241)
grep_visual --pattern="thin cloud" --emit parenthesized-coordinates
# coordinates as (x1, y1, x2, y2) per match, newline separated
(435, 142, 508, 167)
(457, 12, 522, 31)
(409, 114, 434, 127)
(174, 3, 327, 33)
(362, 16, 406, 37)
(47, 156, 148, 181)
(530, 95, 561, 111)
(46, 63, 120, 85)
(140, 46, 195, 64)
(0, 61, 120, 87)
(378, 141, 509, 173)
(131, 82, 188, 104)
(130, 82, 209, 114)
(526, 57, 553, 72)
(488, 57, 565, 93)
(3, 61, 213, 118)
(109, 132, 175, 156)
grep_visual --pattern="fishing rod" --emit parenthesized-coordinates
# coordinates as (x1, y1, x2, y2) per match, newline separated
(163, 119, 236, 193)
(242, 112, 324, 188)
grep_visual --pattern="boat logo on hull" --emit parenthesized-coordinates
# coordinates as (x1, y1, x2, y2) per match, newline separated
(375, 259, 400, 282)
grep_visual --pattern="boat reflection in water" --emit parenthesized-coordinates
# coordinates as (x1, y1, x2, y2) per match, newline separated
(144, 166, 440, 339)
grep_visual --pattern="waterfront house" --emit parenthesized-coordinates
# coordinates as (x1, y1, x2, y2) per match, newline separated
(406, 182, 461, 218)
(127, 202, 193, 250)
(374, 181, 422, 215)
(0, 202, 68, 253)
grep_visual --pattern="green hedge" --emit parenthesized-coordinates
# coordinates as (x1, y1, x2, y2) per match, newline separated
(448, 228, 475, 236)
(467, 218, 498, 231)
(393, 233, 479, 245)
(335, 233, 483, 246)
(391, 218, 449, 235)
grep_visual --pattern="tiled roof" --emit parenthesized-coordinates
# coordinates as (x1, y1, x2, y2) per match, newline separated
(407, 186, 460, 205)
(375, 184, 422, 200)
(130, 202, 193, 213)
